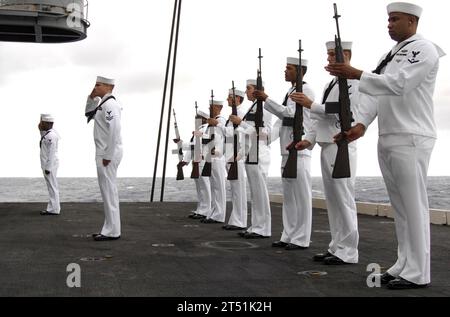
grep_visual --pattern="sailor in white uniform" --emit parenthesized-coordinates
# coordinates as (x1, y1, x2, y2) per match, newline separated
(223, 88, 248, 231)
(229, 79, 273, 238)
(178, 109, 212, 220)
(326, 2, 445, 288)
(39, 114, 60, 215)
(201, 100, 227, 224)
(254, 57, 316, 249)
(291, 41, 374, 264)
(85, 76, 123, 241)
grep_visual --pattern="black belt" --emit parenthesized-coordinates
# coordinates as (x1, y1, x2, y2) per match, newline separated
(282, 117, 294, 127)
(202, 139, 212, 145)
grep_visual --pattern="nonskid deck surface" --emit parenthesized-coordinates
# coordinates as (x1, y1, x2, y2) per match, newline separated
(0, 202, 448, 297)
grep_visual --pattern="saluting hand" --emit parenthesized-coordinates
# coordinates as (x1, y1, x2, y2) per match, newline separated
(289, 92, 313, 109)
(89, 88, 97, 98)
(325, 63, 363, 80)
(333, 123, 366, 143)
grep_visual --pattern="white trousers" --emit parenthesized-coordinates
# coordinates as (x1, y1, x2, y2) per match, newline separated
(194, 165, 211, 216)
(208, 157, 227, 222)
(320, 142, 359, 263)
(245, 159, 271, 237)
(227, 161, 248, 228)
(43, 168, 60, 214)
(96, 154, 122, 238)
(378, 134, 435, 285)
(280, 154, 312, 247)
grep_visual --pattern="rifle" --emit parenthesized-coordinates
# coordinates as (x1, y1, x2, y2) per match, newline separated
(227, 81, 238, 181)
(201, 90, 215, 177)
(282, 40, 304, 179)
(328, 3, 352, 179)
(172, 109, 184, 180)
(251, 48, 265, 164)
(190, 101, 201, 179)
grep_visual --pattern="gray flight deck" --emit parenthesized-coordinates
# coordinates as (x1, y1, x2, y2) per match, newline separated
(0, 202, 448, 297)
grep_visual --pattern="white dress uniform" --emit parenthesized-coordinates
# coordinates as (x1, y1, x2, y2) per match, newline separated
(357, 33, 445, 285)
(183, 124, 211, 217)
(265, 83, 315, 247)
(224, 105, 248, 228)
(203, 115, 227, 223)
(86, 92, 123, 238)
(304, 78, 371, 263)
(238, 101, 273, 237)
(40, 128, 60, 214)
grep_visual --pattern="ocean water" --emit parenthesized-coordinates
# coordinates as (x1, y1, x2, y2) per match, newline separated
(0, 177, 449, 210)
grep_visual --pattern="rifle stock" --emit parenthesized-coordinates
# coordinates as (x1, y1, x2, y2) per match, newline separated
(201, 161, 211, 177)
(282, 40, 304, 179)
(176, 162, 184, 180)
(332, 138, 350, 178)
(331, 3, 352, 179)
(191, 162, 200, 179)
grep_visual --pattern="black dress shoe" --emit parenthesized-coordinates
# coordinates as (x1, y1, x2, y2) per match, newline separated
(237, 231, 249, 237)
(93, 234, 120, 241)
(223, 225, 246, 231)
(201, 218, 221, 224)
(244, 232, 269, 239)
(380, 272, 396, 285)
(190, 214, 206, 219)
(285, 243, 308, 250)
(387, 277, 429, 290)
(313, 252, 333, 262)
(272, 241, 288, 248)
(40, 211, 59, 216)
(323, 255, 348, 265)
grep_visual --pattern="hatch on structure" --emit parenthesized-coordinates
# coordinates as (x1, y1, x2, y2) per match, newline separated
(0, 0, 89, 43)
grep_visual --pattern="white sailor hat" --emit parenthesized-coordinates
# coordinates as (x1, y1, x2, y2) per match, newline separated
(228, 89, 245, 98)
(287, 57, 308, 66)
(209, 100, 224, 106)
(387, 2, 422, 18)
(326, 41, 353, 51)
(96, 76, 115, 85)
(40, 113, 55, 122)
(197, 110, 209, 119)
(246, 79, 266, 87)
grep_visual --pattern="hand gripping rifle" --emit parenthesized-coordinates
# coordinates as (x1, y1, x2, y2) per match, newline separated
(328, 3, 353, 178)
(282, 40, 305, 179)
(201, 90, 215, 177)
(190, 101, 201, 179)
(172, 109, 184, 180)
(227, 81, 239, 181)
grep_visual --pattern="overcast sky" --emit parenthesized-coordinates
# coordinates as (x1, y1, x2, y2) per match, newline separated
(0, 0, 449, 178)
